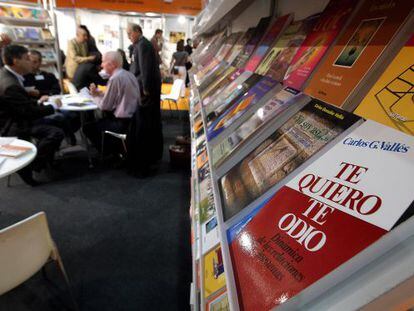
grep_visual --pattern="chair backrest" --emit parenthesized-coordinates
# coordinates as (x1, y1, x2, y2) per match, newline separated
(0, 212, 55, 295)
(64, 80, 78, 95)
(168, 79, 184, 101)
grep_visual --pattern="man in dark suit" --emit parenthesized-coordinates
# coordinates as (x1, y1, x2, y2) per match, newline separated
(0, 45, 64, 185)
(126, 23, 163, 176)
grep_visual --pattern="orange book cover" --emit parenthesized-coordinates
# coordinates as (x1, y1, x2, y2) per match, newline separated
(354, 35, 414, 135)
(304, 0, 414, 108)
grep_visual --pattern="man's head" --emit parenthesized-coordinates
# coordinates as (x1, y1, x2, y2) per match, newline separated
(29, 50, 42, 73)
(155, 29, 163, 39)
(2, 45, 31, 75)
(186, 38, 192, 46)
(127, 23, 142, 44)
(76, 26, 89, 43)
(102, 51, 122, 76)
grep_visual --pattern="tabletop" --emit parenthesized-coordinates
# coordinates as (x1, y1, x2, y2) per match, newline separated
(0, 139, 37, 179)
(47, 94, 98, 112)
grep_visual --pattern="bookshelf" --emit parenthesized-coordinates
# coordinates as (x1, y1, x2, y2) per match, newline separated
(0, 1, 60, 78)
(188, 0, 414, 310)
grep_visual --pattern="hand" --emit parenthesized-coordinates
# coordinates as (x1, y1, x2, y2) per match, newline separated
(0, 33, 12, 47)
(88, 55, 96, 62)
(28, 89, 40, 97)
(143, 90, 150, 96)
(38, 95, 49, 104)
(54, 98, 62, 108)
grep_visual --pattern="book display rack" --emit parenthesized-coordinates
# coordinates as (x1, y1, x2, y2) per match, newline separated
(188, 0, 414, 310)
(0, 1, 59, 74)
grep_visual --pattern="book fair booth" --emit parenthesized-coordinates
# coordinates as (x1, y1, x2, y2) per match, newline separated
(0, 0, 414, 310)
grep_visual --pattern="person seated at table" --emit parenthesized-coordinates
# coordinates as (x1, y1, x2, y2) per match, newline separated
(72, 52, 107, 91)
(0, 45, 64, 185)
(83, 51, 139, 155)
(25, 49, 80, 145)
(24, 50, 61, 97)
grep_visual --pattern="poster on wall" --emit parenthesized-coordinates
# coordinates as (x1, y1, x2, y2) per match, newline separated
(169, 31, 186, 43)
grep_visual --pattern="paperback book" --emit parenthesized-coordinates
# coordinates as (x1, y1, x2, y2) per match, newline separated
(219, 100, 360, 221)
(283, 0, 358, 90)
(204, 244, 226, 299)
(224, 28, 256, 65)
(228, 120, 414, 310)
(205, 73, 262, 125)
(304, 0, 414, 110)
(207, 76, 279, 141)
(212, 87, 309, 168)
(231, 17, 272, 68)
(256, 14, 320, 81)
(244, 14, 293, 72)
(354, 34, 414, 136)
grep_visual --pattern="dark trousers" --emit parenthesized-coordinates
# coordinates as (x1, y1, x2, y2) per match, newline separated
(35, 111, 81, 137)
(30, 124, 65, 170)
(83, 116, 130, 154)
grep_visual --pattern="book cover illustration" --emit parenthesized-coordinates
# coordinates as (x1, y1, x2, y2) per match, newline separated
(198, 163, 210, 183)
(204, 244, 226, 299)
(228, 120, 414, 310)
(225, 28, 256, 65)
(219, 100, 360, 221)
(216, 32, 243, 62)
(198, 62, 229, 94)
(202, 216, 220, 254)
(244, 14, 293, 72)
(231, 17, 272, 68)
(200, 66, 238, 101)
(304, 0, 414, 108)
(196, 146, 208, 169)
(283, 0, 357, 90)
(355, 35, 414, 135)
(199, 177, 216, 224)
(196, 58, 220, 84)
(207, 76, 278, 141)
(212, 87, 306, 167)
(202, 68, 245, 106)
(14, 27, 41, 41)
(205, 73, 262, 124)
(256, 14, 319, 81)
(206, 289, 230, 311)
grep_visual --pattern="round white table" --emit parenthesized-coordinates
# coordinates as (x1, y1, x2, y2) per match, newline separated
(0, 139, 37, 179)
(48, 95, 98, 167)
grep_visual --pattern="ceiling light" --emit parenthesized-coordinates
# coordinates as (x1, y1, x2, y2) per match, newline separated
(178, 15, 186, 24)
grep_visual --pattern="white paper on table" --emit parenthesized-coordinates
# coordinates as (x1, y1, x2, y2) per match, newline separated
(0, 137, 16, 146)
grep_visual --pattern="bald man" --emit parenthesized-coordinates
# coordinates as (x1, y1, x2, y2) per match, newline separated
(65, 26, 96, 80)
(83, 51, 139, 153)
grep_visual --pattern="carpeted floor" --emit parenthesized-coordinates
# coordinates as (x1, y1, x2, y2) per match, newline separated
(0, 118, 192, 311)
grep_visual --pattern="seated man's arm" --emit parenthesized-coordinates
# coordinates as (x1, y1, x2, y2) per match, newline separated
(4, 85, 54, 120)
(92, 79, 118, 112)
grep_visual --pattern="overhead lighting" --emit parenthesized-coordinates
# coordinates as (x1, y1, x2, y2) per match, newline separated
(145, 12, 158, 17)
(178, 15, 186, 24)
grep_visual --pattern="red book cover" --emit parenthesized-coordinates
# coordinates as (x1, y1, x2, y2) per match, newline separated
(228, 120, 414, 310)
(283, 0, 358, 90)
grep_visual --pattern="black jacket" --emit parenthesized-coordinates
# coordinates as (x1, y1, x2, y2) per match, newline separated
(130, 36, 161, 97)
(71, 62, 107, 91)
(24, 71, 61, 96)
(0, 67, 54, 136)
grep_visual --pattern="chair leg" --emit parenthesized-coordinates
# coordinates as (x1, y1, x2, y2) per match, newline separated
(101, 132, 106, 162)
(54, 251, 79, 311)
(121, 139, 127, 154)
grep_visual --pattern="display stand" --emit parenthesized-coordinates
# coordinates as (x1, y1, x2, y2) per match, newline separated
(0, 0, 61, 83)
(188, 0, 414, 310)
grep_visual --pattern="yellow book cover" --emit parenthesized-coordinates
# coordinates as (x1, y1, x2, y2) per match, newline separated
(203, 244, 226, 298)
(355, 35, 414, 135)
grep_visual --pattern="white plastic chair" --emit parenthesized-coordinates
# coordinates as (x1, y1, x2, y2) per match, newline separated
(0, 212, 78, 309)
(64, 80, 78, 95)
(161, 79, 184, 117)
